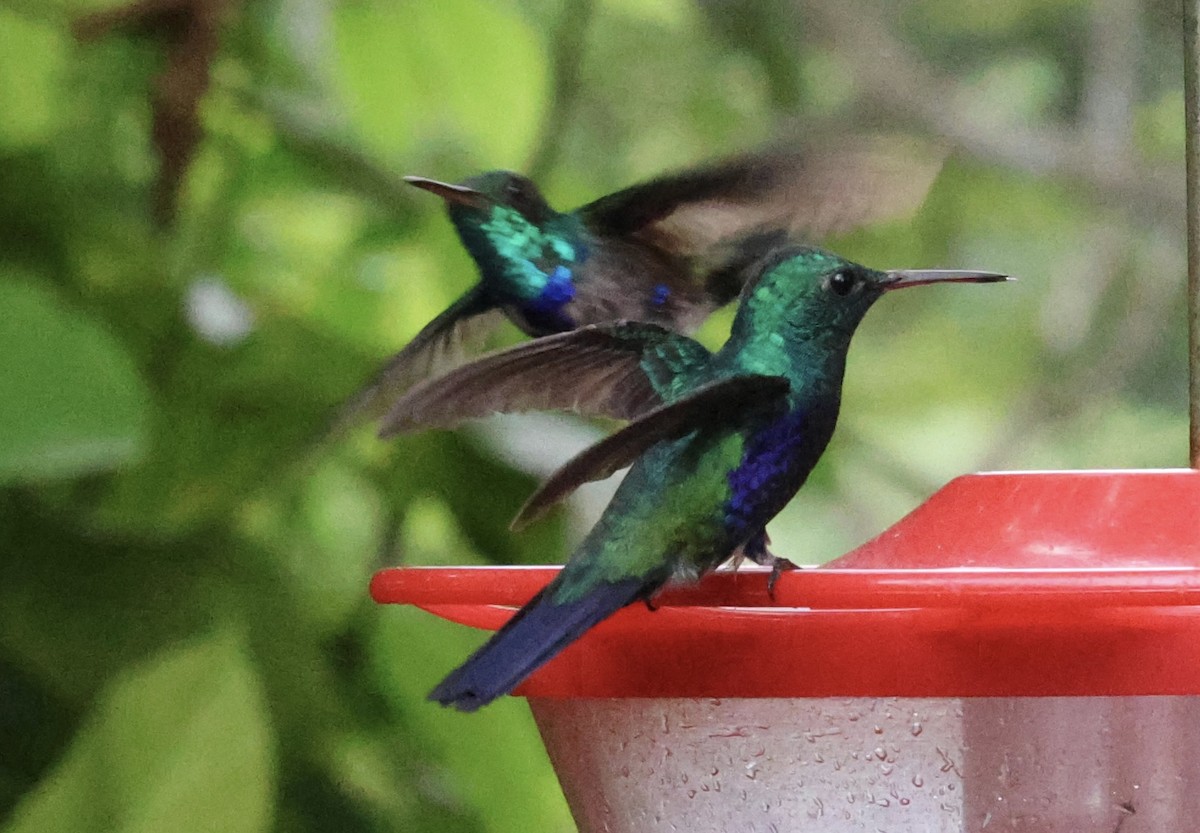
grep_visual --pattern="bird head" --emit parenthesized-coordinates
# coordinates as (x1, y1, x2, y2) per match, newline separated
(404, 171, 554, 226)
(730, 246, 1007, 353)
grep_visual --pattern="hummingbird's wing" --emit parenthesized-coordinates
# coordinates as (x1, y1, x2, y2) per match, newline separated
(377, 322, 711, 437)
(325, 287, 501, 438)
(512, 374, 790, 529)
(577, 137, 945, 304)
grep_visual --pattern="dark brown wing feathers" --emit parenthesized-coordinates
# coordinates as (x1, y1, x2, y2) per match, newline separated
(511, 374, 791, 529)
(579, 136, 945, 266)
(377, 323, 696, 437)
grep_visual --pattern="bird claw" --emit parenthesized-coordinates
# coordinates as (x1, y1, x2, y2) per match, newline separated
(766, 556, 799, 597)
(730, 531, 797, 599)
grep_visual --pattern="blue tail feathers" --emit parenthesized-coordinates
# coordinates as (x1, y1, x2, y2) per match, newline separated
(429, 577, 649, 711)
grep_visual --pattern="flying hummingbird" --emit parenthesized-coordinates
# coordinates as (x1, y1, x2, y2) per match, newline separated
(339, 138, 945, 429)
(381, 246, 1007, 710)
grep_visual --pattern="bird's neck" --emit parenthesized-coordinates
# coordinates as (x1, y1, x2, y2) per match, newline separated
(453, 206, 584, 293)
(718, 324, 851, 409)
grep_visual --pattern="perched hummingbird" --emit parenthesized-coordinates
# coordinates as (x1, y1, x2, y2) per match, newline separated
(340, 138, 945, 428)
(382, 246, 1007, 710)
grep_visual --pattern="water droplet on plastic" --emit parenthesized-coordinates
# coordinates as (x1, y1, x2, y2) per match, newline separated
(873, 724, 884, 734)
(912, 775, 925, 788)
(900, 797, 911, 806)
(687, 789, 696, 799)
(874, 747, 887, 760)
(911, 721, 924, 737)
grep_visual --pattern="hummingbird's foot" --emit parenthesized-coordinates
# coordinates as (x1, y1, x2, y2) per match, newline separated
(766, 556, 799, 597)
(727, 530, 772, 573)
(730, 531, 797, 598)
(741, 530, 773, 566)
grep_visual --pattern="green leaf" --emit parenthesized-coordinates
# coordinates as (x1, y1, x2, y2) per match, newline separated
(0, 10, 67, 149)
(238, 458, 384, 633)
(0, 273, 150, 483)
(370, 610, 573, 833)
(3, 0, 130, 16)
(2, 634, 275, 833)
(330, 0, 548, 168)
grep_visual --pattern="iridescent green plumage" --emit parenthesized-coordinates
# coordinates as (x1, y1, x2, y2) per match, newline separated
(335, 138, 947, 432)
(385, 246, 1008, 710)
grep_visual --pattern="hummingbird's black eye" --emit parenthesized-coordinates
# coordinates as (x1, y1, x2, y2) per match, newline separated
(827, 271, 856, 296)
(502, 177, 544, 218)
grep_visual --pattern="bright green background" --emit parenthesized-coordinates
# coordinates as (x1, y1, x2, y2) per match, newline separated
(0, 1, 1187, 831)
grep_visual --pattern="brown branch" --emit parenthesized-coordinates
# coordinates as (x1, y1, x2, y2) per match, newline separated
(74, 0, 240, 225)
(1185, 0, 1200, 465)
(803, 0, 1183, 232)
(525, 0, 596, 181)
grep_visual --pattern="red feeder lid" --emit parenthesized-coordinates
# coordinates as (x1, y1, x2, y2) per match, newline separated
(371, 470, 1200, 698)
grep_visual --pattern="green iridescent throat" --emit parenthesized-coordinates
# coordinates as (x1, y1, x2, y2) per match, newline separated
(478, 206, 580, 300)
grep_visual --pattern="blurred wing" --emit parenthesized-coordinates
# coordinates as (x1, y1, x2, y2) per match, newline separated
(578, 134, 945, 269)
(378, 322, 712, 438)
(512, 374, 791, 529)
(325, 288, 500, 438)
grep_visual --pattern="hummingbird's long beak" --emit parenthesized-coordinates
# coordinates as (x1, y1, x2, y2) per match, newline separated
(882, 269, 1010, 289)
(404, 176, 491, 209)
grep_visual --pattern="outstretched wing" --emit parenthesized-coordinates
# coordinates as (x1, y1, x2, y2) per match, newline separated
(325, 287, 500, 438)
(378, 321, 712, 438)
(577, 135, 945, 303)
(512, 374, 791, 529)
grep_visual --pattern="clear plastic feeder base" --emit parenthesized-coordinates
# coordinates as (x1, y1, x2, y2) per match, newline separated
(532, 695, 1196, 833)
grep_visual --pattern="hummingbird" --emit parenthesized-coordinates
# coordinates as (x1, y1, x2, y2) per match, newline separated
(381, 246, 1007, 710)
(338, 137, 945, 428)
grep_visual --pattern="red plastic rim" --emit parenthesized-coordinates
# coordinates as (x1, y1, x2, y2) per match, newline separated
(372, 470, 1200, 698)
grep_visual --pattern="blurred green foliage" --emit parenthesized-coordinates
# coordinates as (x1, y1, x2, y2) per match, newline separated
(0, 0, 1188, 831)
